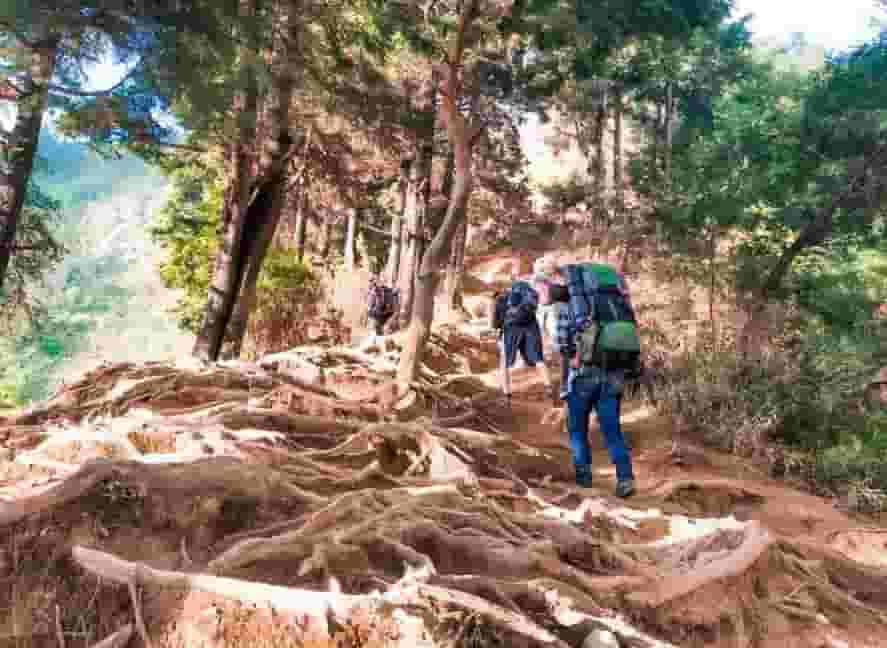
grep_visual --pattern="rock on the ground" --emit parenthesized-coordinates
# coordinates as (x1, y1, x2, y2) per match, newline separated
(583, 629, 621, 648)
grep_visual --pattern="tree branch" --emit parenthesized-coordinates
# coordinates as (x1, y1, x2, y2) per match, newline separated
(48, 64, 141, 98)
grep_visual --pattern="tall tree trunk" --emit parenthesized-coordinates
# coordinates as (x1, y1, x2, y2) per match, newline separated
(220, 0, 303, 359)
(589, 94, 607, 231)
(398, 2, 480, 384)
(444, 220, 468, 314)
(193, 0, 259, 362)
(664, 83, 674, 184)
(0, 37, 58, 291)
(318, 209, 332, 258)
(344, 207, 356, 272)
(396, 141, 433, 328)
(221, 183, 286, 359)
(293, 184, 308, 262)
(613, 85, 626, 232)
(398, 138, 475, 383)
(385, 160, 409, 285)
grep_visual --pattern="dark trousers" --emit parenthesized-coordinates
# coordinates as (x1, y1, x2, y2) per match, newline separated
(565, 376, 634, 482)
(371, 314, 391, 336)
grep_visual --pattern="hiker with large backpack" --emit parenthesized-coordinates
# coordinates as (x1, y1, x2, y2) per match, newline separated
(491, 278, 551, 400)
(366, 276, 399, 339)
(552, 262, 640, 498)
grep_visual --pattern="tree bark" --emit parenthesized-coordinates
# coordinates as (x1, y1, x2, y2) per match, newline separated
(396, 141, 433, 328)
(664, 83, 674, 184)
(385, 159, 409, 285)
(196, 0, 301, 361)
(192, 0, 260, 362)
(589, 90, 608, 231)
(221, 182, 288, 359)
(344, 207, 357, 272)
(0, 36, 59, 292)
(316, 208, 331, 258)
(613, 85, 626, 233)
(293, 183, 308, 262)
(397, 1, 480, 384)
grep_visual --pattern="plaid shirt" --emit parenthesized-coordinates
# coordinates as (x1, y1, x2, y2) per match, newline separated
(554, 288, 626, 394)
(553, 301, 577, 356)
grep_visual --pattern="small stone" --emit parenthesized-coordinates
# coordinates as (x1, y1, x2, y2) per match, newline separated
(582, 629, 620, 648)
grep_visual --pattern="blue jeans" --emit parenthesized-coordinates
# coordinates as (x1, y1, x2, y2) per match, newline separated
(565, 376, 634, 482)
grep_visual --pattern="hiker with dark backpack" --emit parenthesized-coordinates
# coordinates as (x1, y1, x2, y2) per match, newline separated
(553, 262, 640, 498)
(366, 277, 399, 339)
(493, 279, 551, 400)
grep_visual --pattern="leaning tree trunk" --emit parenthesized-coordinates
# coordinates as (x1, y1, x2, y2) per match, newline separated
(398, 3, 480, 384)
(0, 37, 58, 292)
(198, 0, 302, 361)
(221, 0, 303, 359)
(398, 135, 475, 384)
(221, 182, 288, 359)
(192, 0, 259, 362)
(738, 206, 836, 357)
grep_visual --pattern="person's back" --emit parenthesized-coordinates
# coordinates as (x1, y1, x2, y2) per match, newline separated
(495, 279, 551, 399)
(367, 280, 397, 337)
(554, 262, 636, 498)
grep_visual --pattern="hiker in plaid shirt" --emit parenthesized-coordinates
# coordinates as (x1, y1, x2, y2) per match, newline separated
(550, 265, 636, 498)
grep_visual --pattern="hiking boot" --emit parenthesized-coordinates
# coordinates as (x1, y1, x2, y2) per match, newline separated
(615, 479, 636, 498)
(575, 464, 593, 488)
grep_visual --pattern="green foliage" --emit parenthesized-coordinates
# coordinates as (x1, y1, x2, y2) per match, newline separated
(151, 162, 223, 333)
(152, 161, 320, 336)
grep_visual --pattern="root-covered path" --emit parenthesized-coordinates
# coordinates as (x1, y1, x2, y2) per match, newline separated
(1, 254, 885, 648)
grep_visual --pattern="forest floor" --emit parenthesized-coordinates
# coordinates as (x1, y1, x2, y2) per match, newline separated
(0, 248, 885, 648)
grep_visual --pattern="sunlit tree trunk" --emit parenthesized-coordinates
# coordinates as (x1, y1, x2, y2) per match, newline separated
(293, 182, 308, 262)
(0, 36, 59, 292)
(344, 207, 356, 272)
(398, 1, 481, 384)
(385, 159, 409, 285)
(396, 138, 433, 328)
(588, 88, 607, 231)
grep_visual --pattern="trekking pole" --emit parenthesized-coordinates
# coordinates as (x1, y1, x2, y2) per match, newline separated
(499, 329, 511, 401)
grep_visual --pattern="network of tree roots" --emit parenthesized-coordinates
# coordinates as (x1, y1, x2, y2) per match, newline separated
(1, 332, 886, 648)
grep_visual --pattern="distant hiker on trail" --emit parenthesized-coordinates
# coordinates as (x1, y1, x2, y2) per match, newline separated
(534, 276, 571, 397)
(552, 261, 640, 498)
(366, 276, 399, 339)
(491, 278, 552, 400)
(532, 256, 558, 343)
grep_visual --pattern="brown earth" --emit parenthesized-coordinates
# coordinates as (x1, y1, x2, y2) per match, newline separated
(0, 252, 885, 648)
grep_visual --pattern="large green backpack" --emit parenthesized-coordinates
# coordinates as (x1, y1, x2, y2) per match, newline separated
(564, 263, 641, 372)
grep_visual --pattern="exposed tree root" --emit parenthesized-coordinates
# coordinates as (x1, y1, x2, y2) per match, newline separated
(89, 624, 134, 648)
(4, 358, 887, 648)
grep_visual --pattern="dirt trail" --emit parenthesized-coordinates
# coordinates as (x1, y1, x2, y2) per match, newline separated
(0, 252, 885, 648)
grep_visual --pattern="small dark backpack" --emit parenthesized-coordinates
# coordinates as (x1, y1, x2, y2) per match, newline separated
(492, 293, 509, 330)
(504, 281, 538, 327)
(369, 285, 397, 318)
